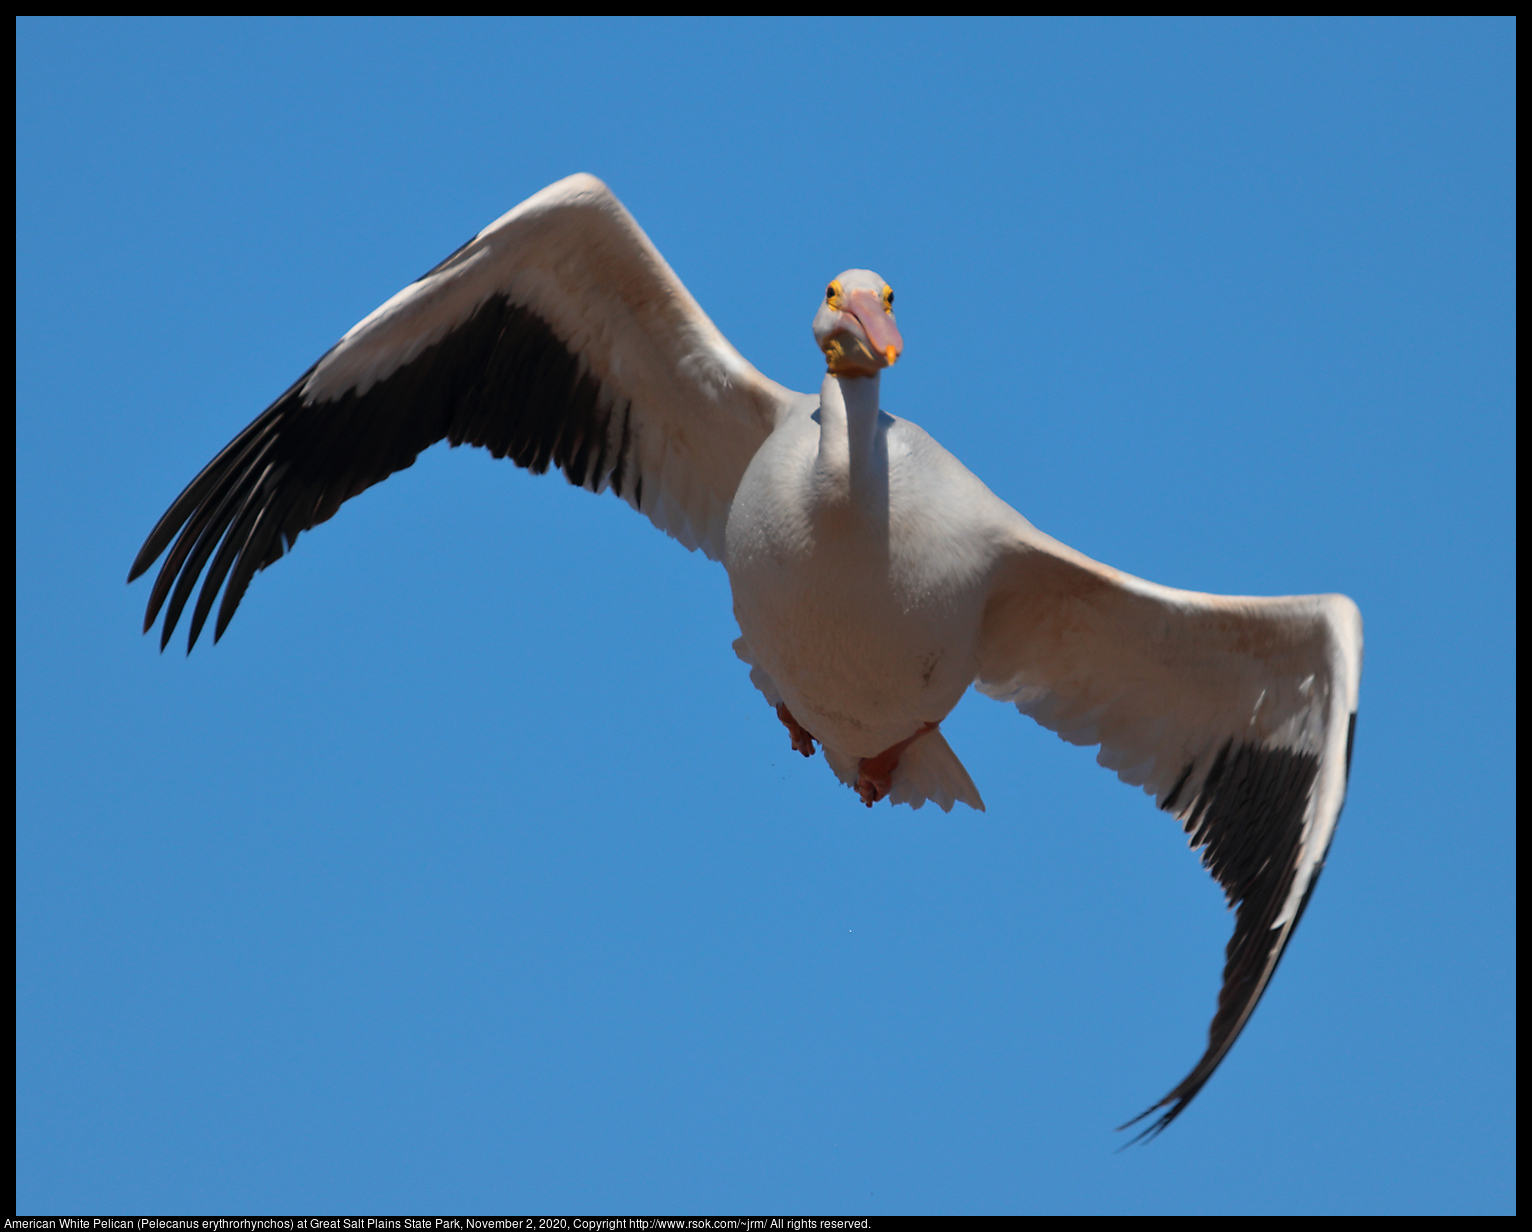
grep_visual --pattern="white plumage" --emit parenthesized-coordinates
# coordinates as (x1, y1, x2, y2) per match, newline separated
(131, 173, 1362, 1139)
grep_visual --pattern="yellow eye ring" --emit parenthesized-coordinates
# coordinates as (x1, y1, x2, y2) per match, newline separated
(882, 285, 894, 311)
(825, 279, 844, 307)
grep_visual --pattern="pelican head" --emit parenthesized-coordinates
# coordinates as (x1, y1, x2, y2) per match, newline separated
(813, 269, 903, 377)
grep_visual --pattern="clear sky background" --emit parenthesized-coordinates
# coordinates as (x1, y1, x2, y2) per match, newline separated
(17, 18, 1514, 1215)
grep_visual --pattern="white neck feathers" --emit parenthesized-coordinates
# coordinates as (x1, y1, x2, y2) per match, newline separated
(815, 372, 884, 509)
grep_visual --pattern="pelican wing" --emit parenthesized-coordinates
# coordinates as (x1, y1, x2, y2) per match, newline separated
(975, 525, 1362, 1139)
(130, 173, 795, 650)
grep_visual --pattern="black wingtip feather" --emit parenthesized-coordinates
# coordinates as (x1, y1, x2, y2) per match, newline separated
(1118, 737, 1323, 1143)
(1160, 760, 1195, 813)
(157, 478, 246, 653)
(186, 472, 270, 652)
(135, 414, 286, 641)
(131, 293, 640, 650)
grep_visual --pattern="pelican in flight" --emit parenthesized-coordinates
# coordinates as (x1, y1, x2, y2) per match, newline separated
(130, 173, 1362, 1139)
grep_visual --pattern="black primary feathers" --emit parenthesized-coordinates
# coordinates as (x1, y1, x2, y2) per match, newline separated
(129, 295, 636, 651)
(1121, 724, 1352, 1143)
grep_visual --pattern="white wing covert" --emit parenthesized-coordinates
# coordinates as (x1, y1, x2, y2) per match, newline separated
(130, 174, 795, 649)
(975, 527, 1362, 1139)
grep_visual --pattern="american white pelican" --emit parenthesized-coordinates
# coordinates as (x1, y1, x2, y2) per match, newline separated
(129, 173, 1362, 1140)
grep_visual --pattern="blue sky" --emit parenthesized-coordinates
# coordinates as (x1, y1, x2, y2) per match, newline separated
(16, 18, 1514, 1214)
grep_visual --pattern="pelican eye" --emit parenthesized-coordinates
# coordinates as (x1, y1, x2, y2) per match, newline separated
(882, 286, 895, 311)
(825, 280, 843, 307)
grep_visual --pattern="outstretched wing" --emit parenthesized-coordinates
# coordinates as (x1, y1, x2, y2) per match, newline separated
(975, 527, 1362, 1140)
(129, 173, 797, 650)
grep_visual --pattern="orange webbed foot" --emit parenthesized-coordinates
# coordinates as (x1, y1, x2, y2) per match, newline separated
(776, 703, 817, 757)
(855, 722, 938, 808)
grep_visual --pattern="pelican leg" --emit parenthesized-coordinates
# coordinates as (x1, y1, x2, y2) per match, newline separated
(776, 703, 818, 757)
(856, 722, 939, 807)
